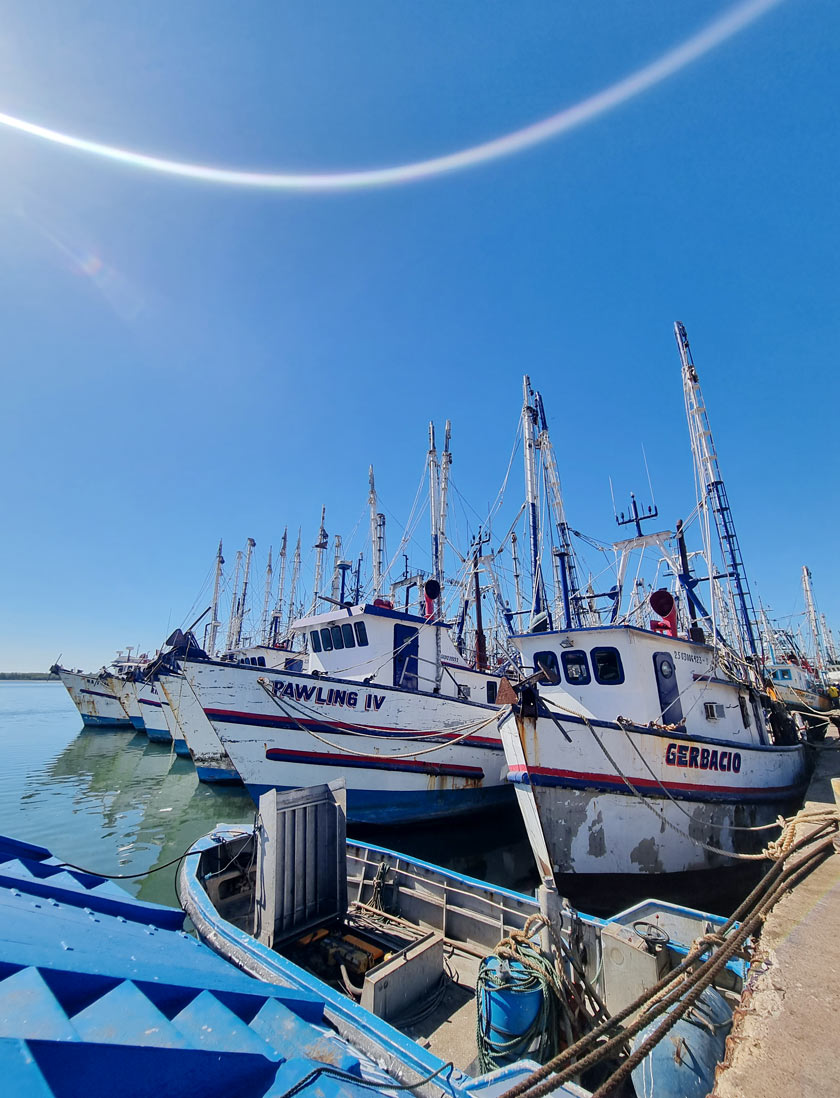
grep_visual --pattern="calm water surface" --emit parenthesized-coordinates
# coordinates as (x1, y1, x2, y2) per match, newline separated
(0, 682, 761, 917)
(0, 682, 539, 910)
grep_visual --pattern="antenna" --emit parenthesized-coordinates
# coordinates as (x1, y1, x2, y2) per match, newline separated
(615, 491, 659, 538)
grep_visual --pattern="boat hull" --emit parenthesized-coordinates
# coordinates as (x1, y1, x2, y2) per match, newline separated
(55, 668, 133, 727)
(136, 681, 172, 742)
(500, 708, 810, 875)
(182, 660, 510, 823)
(157, 672, 242, 783)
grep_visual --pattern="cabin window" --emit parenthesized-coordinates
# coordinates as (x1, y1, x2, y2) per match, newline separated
(320, 627, 334, 652)
(781, 669, 792, 680)
(331, 625, 345, 650)
(393, 624, 419, 691)
(534, 651, 561, 685)
(310, 630, 322, 653)
(284, 658, 303, 672)
(354, 622, 369, 647)
(562, 650, 591, 685)
(487, 681, 498, 704)
(341, 623, 356, 648)
(458, 684, 471, 699)
(591, 647, 624, 685)
(257, 656, 266, 667)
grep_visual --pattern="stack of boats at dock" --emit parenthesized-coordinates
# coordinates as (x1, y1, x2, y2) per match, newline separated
(53, 322, 837, 881)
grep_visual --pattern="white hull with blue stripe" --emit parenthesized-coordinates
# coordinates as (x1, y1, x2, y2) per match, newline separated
(182, 658, 510, 824)
(157, 670, 242, 782)
(499, 625, 811, 875)
(52, 666, 133, 727)
(174, 601, 510, 823)
(136, 680, 171, 742)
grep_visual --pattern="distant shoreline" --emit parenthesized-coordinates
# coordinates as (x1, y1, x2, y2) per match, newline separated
(0, 673, 60, 681)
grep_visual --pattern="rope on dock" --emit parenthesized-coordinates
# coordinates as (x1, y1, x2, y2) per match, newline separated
(497, 815, 839, 1098)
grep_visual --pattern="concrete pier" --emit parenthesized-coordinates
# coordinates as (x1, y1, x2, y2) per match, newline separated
(712, 731, 840, 1097)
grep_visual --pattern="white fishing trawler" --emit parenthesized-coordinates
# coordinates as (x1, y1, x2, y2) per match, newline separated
(50, 665, 132, 727)
(176, 596, 509, 824)
(496, 324, 812, 876)
(166, 435, 516, 822)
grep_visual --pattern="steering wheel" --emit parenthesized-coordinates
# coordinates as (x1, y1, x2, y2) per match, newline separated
(632, 920, 670, 948)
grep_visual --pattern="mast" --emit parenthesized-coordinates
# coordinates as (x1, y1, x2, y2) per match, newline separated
(821, 614, 838, 665)
(510, 531, 524, 619)
(534, 388, 581, 629)
(260, 546, 273, 644)
(472, 535, 488, 671)
(522, 377, 550, 628)
(676, 322, 758, 657)
(369, 467, 385, 598)
(428, 423, 441, 585)
(224, 550, 242, 651)
(232, 537, 256, 648)
(286, 530, 302, 633)
(330, 535, 344, 602)
(802, 565, 825, 673)
(205, 540, 224, 657)
(310, 506, 329, 615)
(438, 420, 452, 595)
(269, 528, 288, 646)
(759, 606, 778, 665)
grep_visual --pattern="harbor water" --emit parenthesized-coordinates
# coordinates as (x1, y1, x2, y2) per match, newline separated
(0, 681, 541, 909)
(0, 681, 766, 916)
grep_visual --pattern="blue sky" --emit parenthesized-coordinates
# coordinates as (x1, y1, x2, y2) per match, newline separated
(0, 0, 837, 670)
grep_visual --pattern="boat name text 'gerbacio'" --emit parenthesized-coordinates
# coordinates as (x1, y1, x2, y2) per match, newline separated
(665, 742, 742, 773)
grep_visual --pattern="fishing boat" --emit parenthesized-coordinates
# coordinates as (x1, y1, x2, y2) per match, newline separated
(180, 781, 745, 1096)
(173, 597, 509, 824)
(768, 660, 830, 716)
(50, 663, 133, 727)
(496, 324, 812, 876)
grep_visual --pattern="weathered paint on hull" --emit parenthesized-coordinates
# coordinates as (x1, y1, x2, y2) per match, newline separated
(157, 673, 241, 784)
(155, 679, 191, 756)
(56, 668, 133, 727)
(512, 783, 802, 875)
(195, 764, 242, 784)
(136, 681, 171, 743)
(182, 659, 507, 821)
(500, 707, 810, 875)
(114, 678, 145, 731)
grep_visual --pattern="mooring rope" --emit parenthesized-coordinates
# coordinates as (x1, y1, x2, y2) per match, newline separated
(498, 819, 838, 1098)
(257, 678, 500, 760)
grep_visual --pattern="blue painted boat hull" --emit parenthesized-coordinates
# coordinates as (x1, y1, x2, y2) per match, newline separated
(80, 715, 134, 729)
(196, 765, 242, 785)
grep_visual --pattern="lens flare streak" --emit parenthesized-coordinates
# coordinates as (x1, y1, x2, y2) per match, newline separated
(0, 0, 783, 192)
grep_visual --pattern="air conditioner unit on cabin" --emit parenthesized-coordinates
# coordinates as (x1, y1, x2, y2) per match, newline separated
(704, 702, 726, 721)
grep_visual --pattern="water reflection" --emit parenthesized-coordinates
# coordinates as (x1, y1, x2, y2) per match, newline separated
(0, 684, 764, 918)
